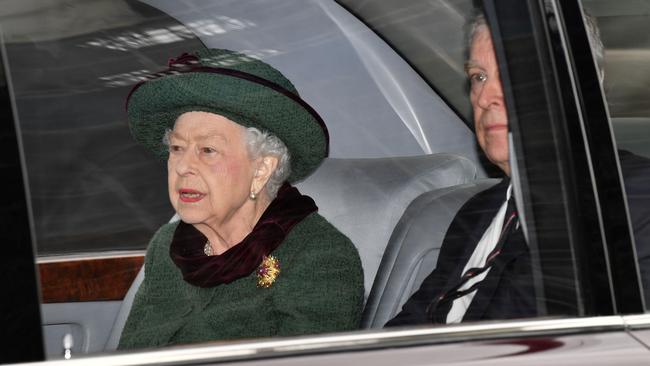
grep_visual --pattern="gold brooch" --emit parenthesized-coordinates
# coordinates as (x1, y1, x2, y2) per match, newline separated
(257, 255, 280, 288)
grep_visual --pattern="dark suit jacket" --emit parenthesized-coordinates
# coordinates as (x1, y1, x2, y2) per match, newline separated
(386, 178, 536, 326)
(619, 150, 650, 304)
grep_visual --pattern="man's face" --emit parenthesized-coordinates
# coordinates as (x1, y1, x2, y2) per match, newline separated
(466, 26, 510, 176)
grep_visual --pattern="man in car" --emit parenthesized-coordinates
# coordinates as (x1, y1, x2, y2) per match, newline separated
(386, 10, 650, 326)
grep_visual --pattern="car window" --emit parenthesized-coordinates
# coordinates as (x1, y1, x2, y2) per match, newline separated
(2, 0, 482, 256)
(2, 1, 200, 255)
(336, 0, 476, 126)
(5, 0, 650, 364)
(584, 0, 650, 310)
(339, 0, 614, 321)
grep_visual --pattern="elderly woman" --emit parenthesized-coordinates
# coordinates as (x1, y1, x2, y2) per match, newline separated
(117, 49, 364, 349)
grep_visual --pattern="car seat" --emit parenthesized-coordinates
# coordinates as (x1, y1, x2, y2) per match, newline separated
(361, 179, 499, 328)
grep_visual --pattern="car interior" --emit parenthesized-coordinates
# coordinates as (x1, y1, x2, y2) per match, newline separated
(2, 0, 648, 360)
(27, 0, 492, 356)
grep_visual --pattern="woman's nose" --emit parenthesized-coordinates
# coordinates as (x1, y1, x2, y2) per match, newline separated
(175, 150, 198, 175)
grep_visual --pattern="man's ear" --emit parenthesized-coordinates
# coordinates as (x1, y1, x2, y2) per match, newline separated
(251, 156, 279, 196)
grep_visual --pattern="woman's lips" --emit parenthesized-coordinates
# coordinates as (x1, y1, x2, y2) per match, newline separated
(178, 188, 205, 203)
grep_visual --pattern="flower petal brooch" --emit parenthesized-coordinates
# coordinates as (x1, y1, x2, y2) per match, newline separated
(257, 255, 280, 288)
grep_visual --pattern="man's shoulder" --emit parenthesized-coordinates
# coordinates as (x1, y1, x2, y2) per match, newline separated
(619, 150, 650, 185)
(467, 177, 509, 206)
(447, 178, 508, 234)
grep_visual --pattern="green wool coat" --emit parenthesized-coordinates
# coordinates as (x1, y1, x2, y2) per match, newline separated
(118, 213, 364, 350)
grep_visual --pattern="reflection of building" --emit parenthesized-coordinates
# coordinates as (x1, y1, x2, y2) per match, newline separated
(0, 1, 147, 43)
(3, 1, 207, 254)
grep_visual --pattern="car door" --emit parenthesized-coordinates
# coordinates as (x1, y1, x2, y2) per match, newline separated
(3, 0, 650, 365)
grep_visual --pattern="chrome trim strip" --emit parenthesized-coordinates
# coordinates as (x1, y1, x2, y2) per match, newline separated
(37, 251, 146, 264)
(623, 314, 650, 330)
(15, 316, 627, 366)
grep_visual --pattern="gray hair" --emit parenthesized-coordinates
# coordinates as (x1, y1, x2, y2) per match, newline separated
(161, 125, 291, 199)
(162, 128, 173, 148)
(244, 127, 291, 199)
(466, 13, 488, 51)
(466, 7, 604, 82)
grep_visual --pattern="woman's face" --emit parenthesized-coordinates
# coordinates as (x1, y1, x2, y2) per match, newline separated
(167, 111, 256, 228)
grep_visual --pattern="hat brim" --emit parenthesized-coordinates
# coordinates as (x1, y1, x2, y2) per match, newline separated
(127, 72, 328, 182)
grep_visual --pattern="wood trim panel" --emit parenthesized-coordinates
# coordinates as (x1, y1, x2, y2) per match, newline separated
(39, 256, 144, 303)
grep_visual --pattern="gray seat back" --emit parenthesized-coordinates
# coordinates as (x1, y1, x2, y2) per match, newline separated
(104, 266, 144, 351)
(362, 179, 499, 328)
(296, 154, 478, 299)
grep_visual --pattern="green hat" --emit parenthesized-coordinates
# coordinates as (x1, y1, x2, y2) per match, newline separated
(126, 48, 329, 183)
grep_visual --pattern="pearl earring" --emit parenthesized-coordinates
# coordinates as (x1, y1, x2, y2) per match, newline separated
(249, 191, 257, 200)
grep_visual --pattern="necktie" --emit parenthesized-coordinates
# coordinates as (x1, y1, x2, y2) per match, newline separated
(427, 197, 519, 323)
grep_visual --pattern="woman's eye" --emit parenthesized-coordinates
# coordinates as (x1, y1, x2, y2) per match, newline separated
(169, 145, 183, 153)
(201, 147, 217, 154)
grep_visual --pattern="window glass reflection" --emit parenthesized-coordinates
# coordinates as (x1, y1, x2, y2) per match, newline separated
(3, 0, 199, 255)
(584, 1, 650, 309)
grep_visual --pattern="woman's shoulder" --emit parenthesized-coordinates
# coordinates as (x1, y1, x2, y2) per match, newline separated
(143, 221, 180, 258)
(279, 212, 362, 275)
(288, 212, 356, 251)
(269, 213, 364, 333)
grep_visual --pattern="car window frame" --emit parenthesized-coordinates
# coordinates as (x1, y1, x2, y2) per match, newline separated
(0, 28, 45, 363)
(487, 0, 644, 317)
(552, 0, 644, 313)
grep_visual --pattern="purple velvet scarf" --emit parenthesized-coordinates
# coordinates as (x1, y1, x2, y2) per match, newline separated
(169, 183, 317, 287)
